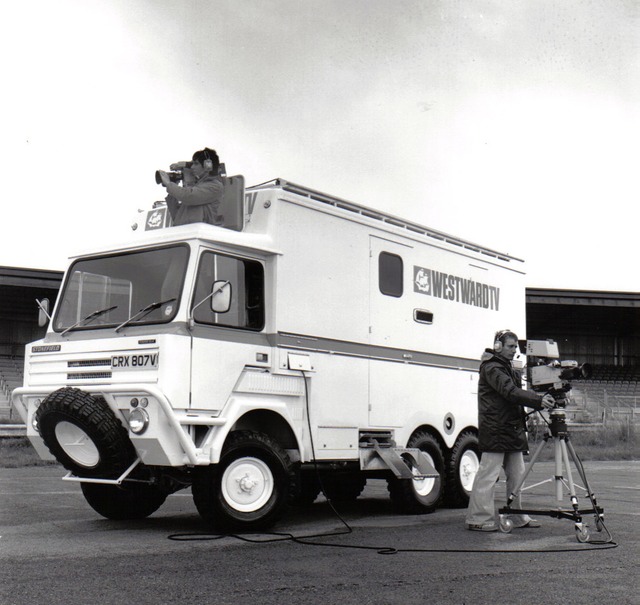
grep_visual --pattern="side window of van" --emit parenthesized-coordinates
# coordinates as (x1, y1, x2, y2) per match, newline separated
(192, 252, 265, 330)
(379, 252, 403, 297)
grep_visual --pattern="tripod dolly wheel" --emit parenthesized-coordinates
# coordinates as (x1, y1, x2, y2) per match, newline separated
(575, 524, 590, 543)
(499, 516, 514, 533)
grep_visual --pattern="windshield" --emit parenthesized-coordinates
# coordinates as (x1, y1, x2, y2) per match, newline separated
(53, 245, 189, 333)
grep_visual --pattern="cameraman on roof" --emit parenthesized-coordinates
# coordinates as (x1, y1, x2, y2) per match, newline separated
(157, 147, 223, 226)
(465, 330, 555, 532)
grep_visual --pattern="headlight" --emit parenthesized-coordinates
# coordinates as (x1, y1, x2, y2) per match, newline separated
(128, 408, 150, 434)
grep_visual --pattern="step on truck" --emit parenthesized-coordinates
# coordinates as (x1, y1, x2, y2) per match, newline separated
(13, 177, 526, 530)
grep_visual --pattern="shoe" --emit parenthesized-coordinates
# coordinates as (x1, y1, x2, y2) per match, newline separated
(465, 523, 498, 532)
(516, 519, 541, 529)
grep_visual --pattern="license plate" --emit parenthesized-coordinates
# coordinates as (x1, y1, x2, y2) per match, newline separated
(111, 353, 159, 370)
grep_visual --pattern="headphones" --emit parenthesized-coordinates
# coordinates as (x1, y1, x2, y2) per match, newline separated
(202, 150, 213, 172)
(493, 329, 511, 353)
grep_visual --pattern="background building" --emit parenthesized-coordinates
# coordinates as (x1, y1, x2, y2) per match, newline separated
(527, 288, 640, 374)
(0, 267, 62, 416)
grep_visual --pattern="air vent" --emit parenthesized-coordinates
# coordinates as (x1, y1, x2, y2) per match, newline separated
(68, 359, 111, 368)
(67, 372, 112, 380)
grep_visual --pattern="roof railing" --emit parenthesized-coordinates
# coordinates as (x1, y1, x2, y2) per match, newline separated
(249, 179, 520, 263)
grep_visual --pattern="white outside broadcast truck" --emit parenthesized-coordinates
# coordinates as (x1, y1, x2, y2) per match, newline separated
(13, 177, 526, 530)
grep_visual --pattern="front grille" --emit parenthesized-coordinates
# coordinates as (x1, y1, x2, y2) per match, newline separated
(67, 372, 112, 380)
(68, 359, 111, 368)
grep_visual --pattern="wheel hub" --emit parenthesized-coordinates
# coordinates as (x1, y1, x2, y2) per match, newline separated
(459, 450, 479, 491)
(221, 457, 274, 513)
(237, 473, 258, 493)
(410, 452, 436, 496)
(54, 421, 100, 467)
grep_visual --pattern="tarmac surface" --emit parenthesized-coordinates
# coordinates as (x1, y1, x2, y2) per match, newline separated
(0, 460, 638, 605)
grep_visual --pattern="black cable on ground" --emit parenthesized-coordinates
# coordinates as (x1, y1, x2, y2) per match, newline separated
(167, 528, 617, 554)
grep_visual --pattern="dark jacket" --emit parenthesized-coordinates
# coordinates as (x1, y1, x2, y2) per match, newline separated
(165, 174, 224, 226)
(477, 349, 544, 453)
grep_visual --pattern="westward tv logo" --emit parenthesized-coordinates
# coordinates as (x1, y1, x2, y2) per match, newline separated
(414, 266, 500, 311)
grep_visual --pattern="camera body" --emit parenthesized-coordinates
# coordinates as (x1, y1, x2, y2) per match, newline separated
(154, 161, 195, 185)
(525, 339, 591, 407)
(155, 160, 226, 185)
(154, 170, 184, 185)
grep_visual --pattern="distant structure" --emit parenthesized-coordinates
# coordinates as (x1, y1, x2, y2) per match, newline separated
(0, 267, 62, 416)
(0, 267, 62, 357)
(527, 289, 640, 369)
(527, 288, 640, 425)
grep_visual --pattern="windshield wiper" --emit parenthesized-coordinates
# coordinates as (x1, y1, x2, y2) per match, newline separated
(115, 298, 176, 333)
(61, 305, 119, 336)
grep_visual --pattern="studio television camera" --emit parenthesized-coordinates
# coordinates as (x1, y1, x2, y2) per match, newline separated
(525, 339, 592, 407)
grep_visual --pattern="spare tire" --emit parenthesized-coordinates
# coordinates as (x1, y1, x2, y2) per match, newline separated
(36, 387, 136, 478)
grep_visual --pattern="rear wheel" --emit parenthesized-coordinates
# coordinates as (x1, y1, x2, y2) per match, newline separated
(290, 473, 321, 506)
(192, 431, 294, 531)
(81, 482, 168, 520)
(321, 474, 367, 503)
(387, 431, 444, 514)
(445, 431, 480, 507)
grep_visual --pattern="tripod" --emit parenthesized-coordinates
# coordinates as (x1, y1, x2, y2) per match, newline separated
(498, 408, 609, 543)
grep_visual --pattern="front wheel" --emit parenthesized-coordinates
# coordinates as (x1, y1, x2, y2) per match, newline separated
(192, 431, 294, 531)
(81, 482, 168, 520)
(387, 431, 444, 514)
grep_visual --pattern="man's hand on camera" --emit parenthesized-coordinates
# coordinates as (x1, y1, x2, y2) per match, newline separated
(541, 394, 556, 409)
(158, 170, 170, 187)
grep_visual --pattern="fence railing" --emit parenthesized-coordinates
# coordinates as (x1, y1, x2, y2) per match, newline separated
(0, 355, 24, 422)
(570, 388, 639, 427)
(0, 377, 13, 420)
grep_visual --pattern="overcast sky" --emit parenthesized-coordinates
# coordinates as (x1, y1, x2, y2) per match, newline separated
(2, 0, 638, 292)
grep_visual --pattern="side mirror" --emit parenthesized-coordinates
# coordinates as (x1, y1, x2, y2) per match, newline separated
(37, 299, 51, 327)
(211, 280, 231, 313)
(188, 280, 231, 330)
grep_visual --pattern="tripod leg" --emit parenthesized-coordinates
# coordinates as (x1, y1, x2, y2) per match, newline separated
(566, 438, 594, 498)
(565, 437, 605, 532)
(559, 438, 592, 542)
(554, 438, 564, 505)
(559, 438, 579, 510)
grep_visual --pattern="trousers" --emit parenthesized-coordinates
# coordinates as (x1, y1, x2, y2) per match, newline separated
(465, 451, 532, 528)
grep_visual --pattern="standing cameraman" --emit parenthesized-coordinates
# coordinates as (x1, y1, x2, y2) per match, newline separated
(158, 147, 224, 226)
(465, 330, 555, 532)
